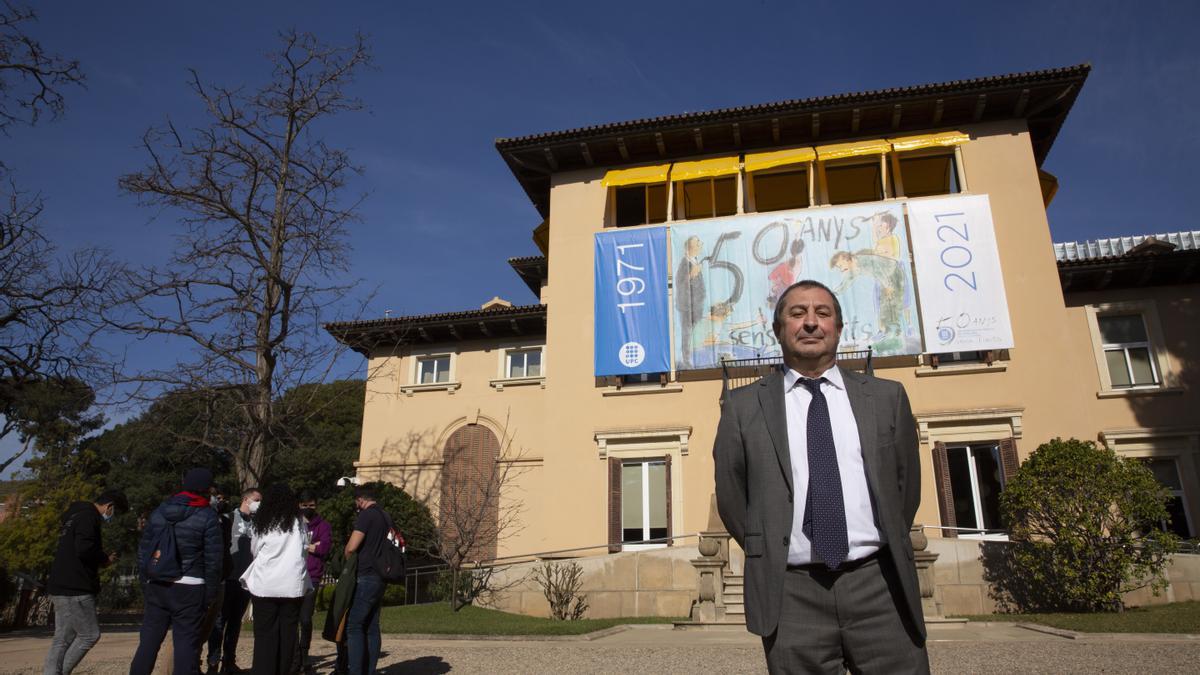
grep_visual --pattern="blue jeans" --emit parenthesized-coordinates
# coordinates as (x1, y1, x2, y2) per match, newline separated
(344, 575, 385, 675)
(44, 594, 100, 675)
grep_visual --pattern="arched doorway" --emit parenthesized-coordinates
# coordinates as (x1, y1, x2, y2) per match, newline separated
(440, 423, 500, 563)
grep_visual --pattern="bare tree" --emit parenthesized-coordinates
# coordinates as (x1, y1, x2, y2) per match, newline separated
(107, 31, 371, 488)
(0, 1, 84, 134)
(0, 179, 114, 470)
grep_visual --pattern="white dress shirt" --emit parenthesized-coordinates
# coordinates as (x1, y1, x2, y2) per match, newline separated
(784, 366, 883, 566)
(239, 520, 313, 598)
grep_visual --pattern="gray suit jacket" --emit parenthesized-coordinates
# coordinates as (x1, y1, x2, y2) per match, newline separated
(713, 366, 925, 640)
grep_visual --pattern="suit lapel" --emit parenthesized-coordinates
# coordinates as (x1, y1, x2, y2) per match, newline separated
(841, 366, 883, 501)
(756, 371, 793, 496)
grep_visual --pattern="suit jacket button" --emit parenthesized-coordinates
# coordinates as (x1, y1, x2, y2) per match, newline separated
(782, 536, 789, 545)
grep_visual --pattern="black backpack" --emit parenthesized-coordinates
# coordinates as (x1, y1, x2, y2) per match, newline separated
(375, 510, 407, 584)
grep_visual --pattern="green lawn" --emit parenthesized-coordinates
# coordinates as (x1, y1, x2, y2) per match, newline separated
(956, 601, 1200, 634)
(315, 603, 683, 636)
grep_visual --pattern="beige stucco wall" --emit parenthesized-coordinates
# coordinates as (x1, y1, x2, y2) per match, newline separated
(355, 337, 548, 558)
(930, 538, 1200, 616)
(354, 117, 1199, 568)
(481, 546, 700, 619)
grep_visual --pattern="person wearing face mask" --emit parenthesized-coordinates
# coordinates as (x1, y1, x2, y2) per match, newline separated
(293, 492, 331, 675)
(207, 487, 261, 675)
(44, 490, 127, 675)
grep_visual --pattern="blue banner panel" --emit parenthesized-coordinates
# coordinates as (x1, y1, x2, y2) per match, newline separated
(594, 228, 670, 376)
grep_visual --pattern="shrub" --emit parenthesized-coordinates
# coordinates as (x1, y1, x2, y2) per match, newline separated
(991, 437, 1178, 612)
(533, 560, 588, 621)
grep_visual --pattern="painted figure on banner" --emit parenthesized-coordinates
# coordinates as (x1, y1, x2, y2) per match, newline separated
(830, 250, 908, 339)
(871, 211, 901, 260)
(674, 235, 706, 369)
(768, 238, 805, 306)
(670, 203, 921, 370)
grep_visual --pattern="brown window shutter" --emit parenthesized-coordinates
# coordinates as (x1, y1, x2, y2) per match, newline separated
(664, 454, 673, 546)
(932, 441, 957, 538)
(998, 437, 1020, 484)
(608, 457, 622, 553)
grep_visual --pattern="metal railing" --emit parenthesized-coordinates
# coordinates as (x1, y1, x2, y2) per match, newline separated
(720, 348, 873, 402)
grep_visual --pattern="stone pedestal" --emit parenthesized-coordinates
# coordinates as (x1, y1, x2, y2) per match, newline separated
(910, 525, 942, 619)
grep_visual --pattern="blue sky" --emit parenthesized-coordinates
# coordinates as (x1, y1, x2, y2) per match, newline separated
(3, 0, 1198, 471)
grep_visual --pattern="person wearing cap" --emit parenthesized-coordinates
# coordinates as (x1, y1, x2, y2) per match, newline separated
(130, 468, 224, 675)
(43, 489, 127, 675)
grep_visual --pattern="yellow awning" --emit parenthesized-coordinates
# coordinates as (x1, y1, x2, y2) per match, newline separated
(744, 147, 816, 173)
(888, 131, 970, 153)
(670, 156, 741, 182)
(602, 163, 671, 187)
(815, 139, 892, 161)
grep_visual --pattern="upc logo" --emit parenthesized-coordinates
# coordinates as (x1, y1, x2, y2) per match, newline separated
(619, 342, 646, 367)
(937, 326, 956, 345)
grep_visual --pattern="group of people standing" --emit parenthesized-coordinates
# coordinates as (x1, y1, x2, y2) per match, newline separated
(44, 467, 396, 675)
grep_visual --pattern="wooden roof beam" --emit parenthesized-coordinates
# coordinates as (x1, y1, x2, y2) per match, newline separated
(448, 324, 460, 340)
(418, 327, 432, 342)
(510, 319, 523, 335)
(810, 113, 820, 139)
(693, 127, 704, 152)
(771, 118, 780, 143)
(932, 99, 944, 126)
(973, 94, 988, 122)
(891, 104, 902, 130)
(579, 142, 594, 166)
(851, 108, 861, 133)
(542, 147, 559, 171)
(654, 132, 666, 157)
(732, 122, 742, 147)
(1014, 88, 1031, 117)
(616, 137, 630, 161)
(1061, 271, 1073, 291)
(478, 321, 491, 337)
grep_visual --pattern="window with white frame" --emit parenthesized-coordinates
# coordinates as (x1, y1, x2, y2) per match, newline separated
(416, 355, 451, 384)
(943, 442, 1007, 537)
(1142, 458, 1193, 539)
(620, 459, 669, 546)
(505, 347, 543, 379)
(1097, 314, 1159, 388)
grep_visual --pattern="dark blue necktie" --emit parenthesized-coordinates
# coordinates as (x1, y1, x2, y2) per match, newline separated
(799, 377, 849, 570)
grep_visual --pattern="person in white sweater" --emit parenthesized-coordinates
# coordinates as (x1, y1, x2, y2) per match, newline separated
(240, 484, 311, 675)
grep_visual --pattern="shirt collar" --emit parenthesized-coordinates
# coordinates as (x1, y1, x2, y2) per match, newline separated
(783, 364, 845, 392)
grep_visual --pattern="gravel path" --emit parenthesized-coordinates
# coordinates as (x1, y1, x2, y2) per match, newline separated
(5, 625, 1199, 674)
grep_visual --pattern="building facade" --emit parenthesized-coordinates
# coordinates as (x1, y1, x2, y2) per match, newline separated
(327, 64, 1199, 591)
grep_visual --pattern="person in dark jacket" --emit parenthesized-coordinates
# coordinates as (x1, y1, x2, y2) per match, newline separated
(208, 486, 261, 674)
(43, 490, 126, 675)
(295, 492, 332, 674)
(130, 468, 223, 675)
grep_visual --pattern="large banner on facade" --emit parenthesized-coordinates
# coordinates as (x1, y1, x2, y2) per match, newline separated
(594, 228, 671, 376)
(670, 203, 922, 370)
(908, 194, 1014, 352)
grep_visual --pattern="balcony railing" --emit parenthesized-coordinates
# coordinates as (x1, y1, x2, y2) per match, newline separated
(720, 348, 872, 402)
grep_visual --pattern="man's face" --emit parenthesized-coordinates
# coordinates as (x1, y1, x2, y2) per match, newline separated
(242, 492, 262, 513)
(686, 238, 702, 257)
(775, 285, 842, 364)
(299, 500, 316, 512)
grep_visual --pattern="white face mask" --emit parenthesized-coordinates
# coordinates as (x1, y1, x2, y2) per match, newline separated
(248, 500, 261, 514)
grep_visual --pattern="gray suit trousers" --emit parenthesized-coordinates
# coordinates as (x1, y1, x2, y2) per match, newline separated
(762, 556, 929, 675)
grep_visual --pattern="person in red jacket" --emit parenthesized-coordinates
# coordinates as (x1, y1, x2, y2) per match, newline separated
(44, 490, 126, 675)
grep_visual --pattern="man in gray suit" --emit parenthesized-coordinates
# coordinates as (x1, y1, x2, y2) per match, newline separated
(714, 280, 928, 674)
